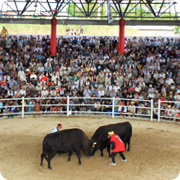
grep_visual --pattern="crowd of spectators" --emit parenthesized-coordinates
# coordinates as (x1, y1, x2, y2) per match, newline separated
(0, 34, 180, 121)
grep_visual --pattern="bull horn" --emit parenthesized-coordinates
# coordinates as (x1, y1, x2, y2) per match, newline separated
(93, 142, 97, 148)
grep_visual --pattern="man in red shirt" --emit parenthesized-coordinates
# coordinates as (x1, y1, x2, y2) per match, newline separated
(108, 131, 127, 166)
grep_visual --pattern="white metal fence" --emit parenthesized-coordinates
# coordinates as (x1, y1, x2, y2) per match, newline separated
(0, 97, 180, 122)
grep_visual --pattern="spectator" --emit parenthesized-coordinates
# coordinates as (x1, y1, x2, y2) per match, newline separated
(0, 34, 180, 120)
(128, 102, 136, 116)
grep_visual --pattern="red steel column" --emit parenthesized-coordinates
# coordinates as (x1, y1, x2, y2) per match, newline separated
(50, 18, 57, 56)
(118, 19, 125, 54)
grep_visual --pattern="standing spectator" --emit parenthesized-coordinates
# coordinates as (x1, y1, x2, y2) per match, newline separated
(128, 101, 136, 116)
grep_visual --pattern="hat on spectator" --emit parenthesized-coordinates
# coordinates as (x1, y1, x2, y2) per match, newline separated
(131, 101, 135, 104)
(168, 105, 171, 108)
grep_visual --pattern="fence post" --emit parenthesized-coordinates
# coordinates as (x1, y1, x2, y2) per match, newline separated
(67, 96, 69, 117)
(158, 99, 161, 122)
(112, 97, 115, 118)
(22, 96, 24, 118)
(150, 99, 153, 121)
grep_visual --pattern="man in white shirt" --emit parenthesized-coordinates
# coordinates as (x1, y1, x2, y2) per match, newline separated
(147, 90, 155, 99)
(106, 82, 112, 91)
(165, 77, 174, 86)
(30, 71, 37, 80)
(18, 68, 26, 81)
(20, 86, 26, 96)
(159, 71, 166, 79)
(113, 83, 120, 93)
(41, 87, 49, 97)
(50, 123, 62, 134)
(98, 87, 105, 97)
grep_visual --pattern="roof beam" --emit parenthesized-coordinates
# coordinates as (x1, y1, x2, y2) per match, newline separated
(1, 18, 180, 26)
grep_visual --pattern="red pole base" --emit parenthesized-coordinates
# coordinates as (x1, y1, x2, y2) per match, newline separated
(50, 18, 57, 56)
(118, 19, 125, 54)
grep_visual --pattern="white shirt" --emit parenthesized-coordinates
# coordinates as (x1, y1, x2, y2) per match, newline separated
(118, 106, 127, 113)
(50, 127, 58, 134)
(113, 85, 120, 93)
(98, 90, 105, 97)
(30, 74, 37, 80)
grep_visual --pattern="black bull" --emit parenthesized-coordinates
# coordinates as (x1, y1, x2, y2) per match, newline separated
(40, 128, 93, 169)
(91, 122, 132, 156)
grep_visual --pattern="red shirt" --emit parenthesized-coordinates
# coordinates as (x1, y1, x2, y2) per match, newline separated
(110, 134, 125, 152)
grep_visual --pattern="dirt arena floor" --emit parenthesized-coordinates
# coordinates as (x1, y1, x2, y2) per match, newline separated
(0, 116, 179, 180)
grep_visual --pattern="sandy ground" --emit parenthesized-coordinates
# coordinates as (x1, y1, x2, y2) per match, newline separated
(0, 116, 180, 180)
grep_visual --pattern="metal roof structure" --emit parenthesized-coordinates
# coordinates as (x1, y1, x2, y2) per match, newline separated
(0, 0, 180, 26)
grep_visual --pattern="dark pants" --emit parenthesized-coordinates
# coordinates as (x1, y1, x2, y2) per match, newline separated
(111, 152, 126, 163)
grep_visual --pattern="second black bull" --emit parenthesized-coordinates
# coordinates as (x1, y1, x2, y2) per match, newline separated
(91, 122, 132, 156)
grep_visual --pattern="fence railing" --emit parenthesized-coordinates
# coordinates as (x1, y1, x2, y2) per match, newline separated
(0, 96, 180, 123)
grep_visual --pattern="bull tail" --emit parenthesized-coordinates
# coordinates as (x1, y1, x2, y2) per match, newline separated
(40, 142, 48, 166)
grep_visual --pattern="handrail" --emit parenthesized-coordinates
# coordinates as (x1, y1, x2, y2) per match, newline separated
(0, 96, 179, 123)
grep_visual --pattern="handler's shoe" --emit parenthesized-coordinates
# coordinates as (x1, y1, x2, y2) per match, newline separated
(122, 159, 127, 162)
(109, 162, 116, 166)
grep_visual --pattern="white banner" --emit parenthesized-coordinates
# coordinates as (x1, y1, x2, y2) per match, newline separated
(107, 0, 113, 24)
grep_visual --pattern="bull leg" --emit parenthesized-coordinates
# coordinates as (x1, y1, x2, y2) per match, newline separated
(100, 148, 104, 157)
(124, 142, 127, 151)
(127, 138, 131, 151)
(107, 146, 111, 158)
(74, 147, 82, 165)
(46, 151, 56, 170)
(68, 152, 72, 161)
(40, 153, 45, 167)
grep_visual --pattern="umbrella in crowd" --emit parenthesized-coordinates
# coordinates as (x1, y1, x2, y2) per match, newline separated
(40, 76, 48, 82)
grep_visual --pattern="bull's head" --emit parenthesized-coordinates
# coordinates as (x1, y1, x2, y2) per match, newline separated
(90, 141, 99, 156)
(83, 141, 94, 156)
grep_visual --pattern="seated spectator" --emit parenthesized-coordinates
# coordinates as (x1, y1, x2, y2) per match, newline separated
(135, 83, 141, 93)
(20, 86, 26, 97)
(30, 71, 37, 80)
(105, 87, 111, 97)
(41, 87, 49, 97)
(91, 86, 99, 97)
(154, 90, 161, 101)
(98, 87, 105, 97)
(83, 86, 91, 97)
(110, 89, 116, 98)
(113, 83, 120, 93)
(147, 90, 155, 100)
